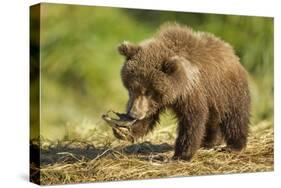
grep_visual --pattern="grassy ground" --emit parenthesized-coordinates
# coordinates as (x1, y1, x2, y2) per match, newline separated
(31, 120, 273, 185)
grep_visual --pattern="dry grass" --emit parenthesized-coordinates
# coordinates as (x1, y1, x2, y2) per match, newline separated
(30, 121, 273, 185)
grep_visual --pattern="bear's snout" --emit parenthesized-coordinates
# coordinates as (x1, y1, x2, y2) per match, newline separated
(128, 95, 149, 120)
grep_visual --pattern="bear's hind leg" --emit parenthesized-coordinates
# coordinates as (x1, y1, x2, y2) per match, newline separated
(202, 121, 223, 149)
(220, 112, 249, 151)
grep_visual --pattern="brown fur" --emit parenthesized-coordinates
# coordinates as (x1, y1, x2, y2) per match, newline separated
(118, 23, 251, 160)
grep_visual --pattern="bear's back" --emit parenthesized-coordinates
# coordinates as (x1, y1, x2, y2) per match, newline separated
(155, 23, 238, 67)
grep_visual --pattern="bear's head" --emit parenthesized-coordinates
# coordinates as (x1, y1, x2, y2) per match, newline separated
(118, 41, 187, 120)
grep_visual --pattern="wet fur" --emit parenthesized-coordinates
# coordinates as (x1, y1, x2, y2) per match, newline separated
(118, 23, 251, 160)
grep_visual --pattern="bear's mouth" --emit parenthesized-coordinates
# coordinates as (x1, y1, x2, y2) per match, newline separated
(127, 114, 145, 121)
(102, 111, 136, 128)
(102, 111, 137, 142)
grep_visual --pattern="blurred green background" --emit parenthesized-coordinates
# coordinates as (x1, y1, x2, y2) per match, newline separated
(31, 3, 273, 140)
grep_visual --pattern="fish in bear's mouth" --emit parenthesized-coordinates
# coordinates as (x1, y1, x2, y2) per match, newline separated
(102, 111, 137, 142)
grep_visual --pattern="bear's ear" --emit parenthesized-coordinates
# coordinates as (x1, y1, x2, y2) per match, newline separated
(161, 56, 182, 75)
(118, 41, 140, 59)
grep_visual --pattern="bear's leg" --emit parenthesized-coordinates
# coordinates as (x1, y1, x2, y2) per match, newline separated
(220, 112, 249, 151)
(173, 109, 208, 161)
(202, 115, 223, 149)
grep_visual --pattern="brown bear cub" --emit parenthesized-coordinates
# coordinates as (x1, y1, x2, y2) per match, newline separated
(117, 23, 250, 160)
